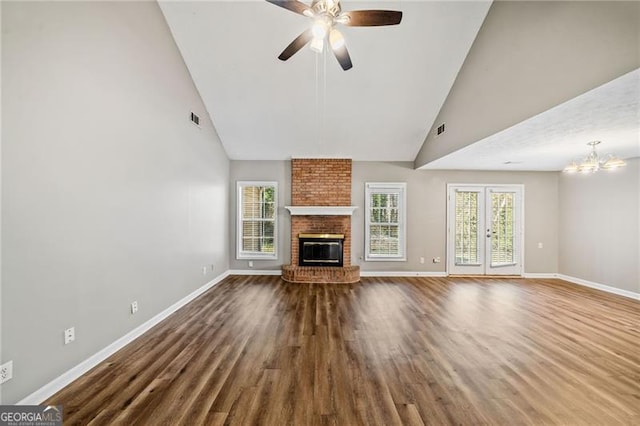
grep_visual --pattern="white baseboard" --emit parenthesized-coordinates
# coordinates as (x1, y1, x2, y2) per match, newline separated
(17, 271, 231, 405)
(556, 274, 640, 301)
(360, 271, 448, 277)
(228, 269, 282, 276)
(522, 272, 639, 300)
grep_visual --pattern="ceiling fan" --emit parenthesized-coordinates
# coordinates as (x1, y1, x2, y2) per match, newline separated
(266, 0, 403, 71)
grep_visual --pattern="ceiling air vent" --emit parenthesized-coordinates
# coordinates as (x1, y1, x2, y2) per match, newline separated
(437, 123, 445, 136)
(190, 112, 200, 126)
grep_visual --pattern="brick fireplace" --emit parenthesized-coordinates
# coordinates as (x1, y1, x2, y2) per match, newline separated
(281, 159, 360, 283)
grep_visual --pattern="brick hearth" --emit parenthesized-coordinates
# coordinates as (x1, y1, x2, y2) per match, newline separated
(282, 159, 360, 284)
(281, 265, 360, 284)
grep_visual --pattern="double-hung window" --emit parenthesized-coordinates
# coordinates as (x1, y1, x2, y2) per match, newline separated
(365, 182, 407, 261)
(237, 181, 277, 259)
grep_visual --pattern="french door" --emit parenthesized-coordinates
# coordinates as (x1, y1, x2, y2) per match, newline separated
(447, 185, 523, 275)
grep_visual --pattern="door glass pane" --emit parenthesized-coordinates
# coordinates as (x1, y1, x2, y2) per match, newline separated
(455, 191, 479, 264)
(491, 192, 515, 265)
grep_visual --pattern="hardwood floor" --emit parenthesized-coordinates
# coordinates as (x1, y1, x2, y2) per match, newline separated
(47, 276, 640, 425)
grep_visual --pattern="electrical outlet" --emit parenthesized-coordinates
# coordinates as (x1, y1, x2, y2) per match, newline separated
(131, 301, 138, 314)
(538, 242, 544, 249)
(419, 257, 425, 264)
(202, 266, 207, 275)
(0, 360, 13, 384)
(248, 261, 254, 268)
(64, 327, 75, 345)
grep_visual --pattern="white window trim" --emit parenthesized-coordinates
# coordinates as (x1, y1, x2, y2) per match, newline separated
(236, 181, 278, 260)
(365, 182, 407, 261)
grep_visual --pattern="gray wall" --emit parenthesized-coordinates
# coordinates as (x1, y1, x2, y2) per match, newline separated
(352, 163, 559, 273)
(1, 1, 229, 404)
(414, 1, 640, 168)
(230, 161, 558, 274)
(559, 158, 640, 293)
(229, 161, 291, 271)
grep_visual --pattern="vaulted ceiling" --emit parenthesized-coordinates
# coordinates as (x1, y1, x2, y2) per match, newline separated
(421, 69, 640, 171)
(159, 1, 640, 170)
(159, 0, 491, 161)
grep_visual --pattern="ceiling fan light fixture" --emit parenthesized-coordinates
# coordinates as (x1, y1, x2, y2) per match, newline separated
(334, 14, 350, 25)
(310, 36, 324, 53)
(311, 19, 329, 40)
(267, 0, 403, 70)
(313, 0, 341, 17)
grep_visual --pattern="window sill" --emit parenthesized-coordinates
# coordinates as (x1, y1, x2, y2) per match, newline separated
(365, 257, 406, 262)
(237, 254, 278, 261)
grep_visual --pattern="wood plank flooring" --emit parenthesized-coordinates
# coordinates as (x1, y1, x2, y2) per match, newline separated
(47, 276, 640, 425)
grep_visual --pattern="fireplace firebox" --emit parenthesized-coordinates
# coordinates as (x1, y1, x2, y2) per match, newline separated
(298, 233, 344, 267)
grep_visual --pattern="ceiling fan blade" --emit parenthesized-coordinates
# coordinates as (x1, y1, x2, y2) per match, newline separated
(329, 29, 352, 71)
(265, 1, 313, 17)
(278, 29, 314, 61)
(341, 10, 402, 26)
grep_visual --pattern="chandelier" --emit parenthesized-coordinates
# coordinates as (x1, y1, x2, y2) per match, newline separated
(563, 141, 626, 174)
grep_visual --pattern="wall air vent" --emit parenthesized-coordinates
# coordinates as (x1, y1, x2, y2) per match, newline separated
(437, 123, 445, 135)
(190, 112, 200, 126)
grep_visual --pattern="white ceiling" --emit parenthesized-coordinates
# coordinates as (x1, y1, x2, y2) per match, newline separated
(420, 68, 640, 171)
(159, 0, 492, 161)
(159, 1, 639, 170)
